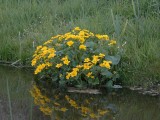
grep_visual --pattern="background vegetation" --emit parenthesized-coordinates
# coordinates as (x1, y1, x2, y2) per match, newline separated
(0, 0, 160, 86)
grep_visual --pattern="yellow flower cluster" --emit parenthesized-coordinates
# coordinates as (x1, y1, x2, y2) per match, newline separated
(66, 68, 79, 79)
(65, 53, 107, 79)
(57, 28, 94, 44)
(31, 46, 56, 74)
(34, 62, 52, 74)
(95, 34, 109, 40)
(31, 27, 118, 87)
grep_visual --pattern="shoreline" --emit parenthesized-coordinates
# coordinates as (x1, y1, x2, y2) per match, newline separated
(0, 63, 159, 96)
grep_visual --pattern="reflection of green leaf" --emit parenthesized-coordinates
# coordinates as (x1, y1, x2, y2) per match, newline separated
(76, 81, 87, 88)
(106, 80, 113, 88)
(59, 80, 66, 87)
(105, 55, 120, 65)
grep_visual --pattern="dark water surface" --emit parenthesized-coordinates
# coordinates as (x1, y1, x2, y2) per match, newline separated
(0, 65, 160, 120)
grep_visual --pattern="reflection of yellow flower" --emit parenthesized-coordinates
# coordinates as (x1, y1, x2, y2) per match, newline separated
(98, 110, 108, 116)
(67, 41, 74, 47)
(89, 113, 97, 119)
(81, 106, 90, 114)
(40, 106, 52, 115)
(79, 45, 86, 50)
(60, 107, 68, 112)
(54, 102, 60, 106)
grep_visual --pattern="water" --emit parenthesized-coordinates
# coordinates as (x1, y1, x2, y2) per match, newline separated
(0, 65, 160, 120)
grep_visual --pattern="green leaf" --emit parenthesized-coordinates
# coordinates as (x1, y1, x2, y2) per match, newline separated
(89, 78, 99, 86)
(85, 41, 95, 48)
(105, 55, 120, 65)
(101, 69, 113, 78)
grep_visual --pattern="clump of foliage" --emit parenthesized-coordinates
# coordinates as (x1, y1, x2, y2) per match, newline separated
(31, 27, 120, 88)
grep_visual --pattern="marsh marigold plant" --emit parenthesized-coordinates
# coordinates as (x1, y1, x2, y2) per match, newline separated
(31, 27, 120, 88)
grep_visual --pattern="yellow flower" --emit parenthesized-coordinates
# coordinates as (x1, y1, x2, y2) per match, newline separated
(99, 53, 105, 58)
(43, 39, 53, 45)
(61, 56, 70, 65)
(86, 72, 92, 77)
(100, 60, 112, 69)
(92, 55, 100, 64)
(48, 53, 56, 59)
(51, 34, 61, 40)
(84, 58, 90, 62)
(36, 45, 42, 51)
(95, 34, 109, 40)
(34, 63, 46, 74)
(76, 65, 83, 68)
(109, 40, 116, 45)
(67, 41, 74, 47)
(45, 62, 52, 67)
(79, 37, 85, 43)
(70, 71, 78, 77)
(72, 68, 79, 72)
(74, 27, 81, 31)
(79, 45, 86, 50)
(66, 73, 71, 80)
(83, 62, 93, 69)
(31, 59, 36, 66)
(61, 56, 68, 61)
(56, 63, 63, 68)
(63, 60, 70, 65)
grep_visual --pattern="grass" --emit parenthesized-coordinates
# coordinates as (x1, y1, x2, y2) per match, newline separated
(0, 0, 160, 86)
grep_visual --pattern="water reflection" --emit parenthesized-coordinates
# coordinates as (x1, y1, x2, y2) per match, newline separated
(30, 83, 115, 120)
(0, 65, 160, 120)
